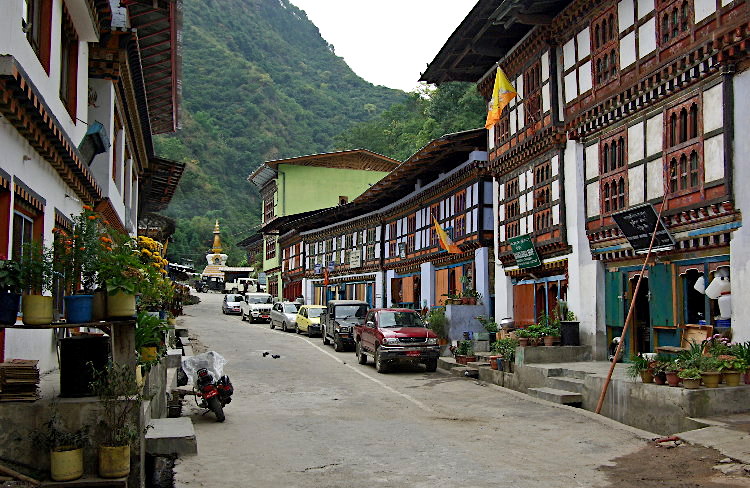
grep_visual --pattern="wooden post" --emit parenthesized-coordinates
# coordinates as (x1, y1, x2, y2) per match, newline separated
(595, 203, 666, 415)
(110, 320, 136, 370)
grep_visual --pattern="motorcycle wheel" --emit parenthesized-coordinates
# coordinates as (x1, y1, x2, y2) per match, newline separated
(208, 396, 225, 422)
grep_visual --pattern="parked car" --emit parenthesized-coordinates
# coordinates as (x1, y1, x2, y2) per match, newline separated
(270, 301, 301, 331)
(295, 305, 325, 336)
(321, 300, 370, 352)
(240, 292, 273, 323)
(221, 294, 244, 315)
(354, 308, 439, 373)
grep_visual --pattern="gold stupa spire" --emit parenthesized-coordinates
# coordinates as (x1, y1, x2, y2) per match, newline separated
(212, 219, 223, 253)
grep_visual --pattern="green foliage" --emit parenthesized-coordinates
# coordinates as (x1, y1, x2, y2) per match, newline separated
(697, 355, 721, 372)
(677, 340, 704, 370)
(425, 306, 447, 339)
(97, 233, 142, 296)
(492, 338, 519, 362)
(717, 355, 747, 372)
(626, 354, 651, 379)
(475, 315, 498, 333)
(18, 241, 54, 294)
(730, 342, 750, 364)
(34, 404, 89, 451)
(135, 312, 169, 349)
(677, 367, 701, 380)
(456, 340, 474, 356)
(89, 362, 147, 447)
(158, 0, 408, 266)
(0, 259, 21, 294)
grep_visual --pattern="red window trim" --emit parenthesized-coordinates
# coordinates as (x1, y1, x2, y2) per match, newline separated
(591, 6, 620, 89)
(664, 94, 704, 198)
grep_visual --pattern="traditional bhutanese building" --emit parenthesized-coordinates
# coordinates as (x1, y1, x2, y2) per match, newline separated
(273, 130, 493, 313)
(423, 0, 750, 357)
(0, 0, 183, 370)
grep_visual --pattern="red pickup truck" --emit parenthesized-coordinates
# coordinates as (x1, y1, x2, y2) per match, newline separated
(354, 308, 440, 373)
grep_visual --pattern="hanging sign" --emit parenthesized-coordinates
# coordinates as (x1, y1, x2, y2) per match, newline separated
(349, 249, 361, 268)
(328, 260, 335, 272)
(508, 234, 541, 269)
(314, 263, 322, 274)
(611, 203, 674, 253)
(257, 272, 267, 285)
(398, 242, 406, 259)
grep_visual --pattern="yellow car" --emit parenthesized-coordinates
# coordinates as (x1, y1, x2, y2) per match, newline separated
(295, 305, 325, 336)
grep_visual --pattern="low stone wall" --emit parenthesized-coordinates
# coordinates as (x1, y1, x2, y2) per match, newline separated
(515, 345, 592, 364)
(445, 304, 486, 342)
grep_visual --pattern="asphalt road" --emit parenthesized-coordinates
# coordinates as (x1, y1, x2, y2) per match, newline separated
(172, 292, 651, 488)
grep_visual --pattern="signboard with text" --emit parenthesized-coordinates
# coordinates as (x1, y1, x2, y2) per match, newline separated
(611, 203, 674, 253)
(508, 234, 542, 269)
(349, 249, 361, 268)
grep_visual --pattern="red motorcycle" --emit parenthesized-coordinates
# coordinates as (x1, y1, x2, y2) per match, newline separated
(183, 351, 234, 422)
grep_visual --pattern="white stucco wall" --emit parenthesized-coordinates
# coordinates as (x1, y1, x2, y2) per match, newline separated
(474, 247, 491, 317)
(420, 261, 435, 309)
(564, 140, 606, 358)
(731, 70, 750, 343)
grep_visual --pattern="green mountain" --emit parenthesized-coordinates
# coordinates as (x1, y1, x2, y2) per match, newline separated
(156, 0, 408, 266)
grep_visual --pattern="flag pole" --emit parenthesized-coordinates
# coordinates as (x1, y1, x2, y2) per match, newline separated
(594, 202, 667, 415)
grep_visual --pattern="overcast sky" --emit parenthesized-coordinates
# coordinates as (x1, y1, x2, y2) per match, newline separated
(289, 0, 477, 92)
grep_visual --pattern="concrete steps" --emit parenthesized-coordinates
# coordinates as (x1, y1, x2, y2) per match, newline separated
(146, 417, 197, 456)
(546, 376, 586, 393)
(527, 387, 583, 405)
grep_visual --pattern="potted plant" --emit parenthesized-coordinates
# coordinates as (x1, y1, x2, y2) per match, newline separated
(651, 360, 668, 385)
(492, 337, 519, 373)
(426, 307, 448, 345)
(678, 367, 702, 389)
(717, 355, 747, 387)
(135, 311, 168, 364)
(0, 259, 22, 325)
(515, 328, 531, 347)
(698, 356, 722, 388)
(663, 358, 681, 387)
(97, 232, 142, 318)
(454, 340, 476, 365)
(730, 342, 750, 384)
(90, 361, 146, 478)
(627, 354, 653, 383)
(526, 323, 545, 346)
(35, 409, 89, 482)
(556, 301, 580, 346)
(18, 240, 54, 325)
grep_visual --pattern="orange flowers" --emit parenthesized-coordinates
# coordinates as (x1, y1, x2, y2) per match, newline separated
(82, 204, 93, 211)
(87, 215, 97, 220)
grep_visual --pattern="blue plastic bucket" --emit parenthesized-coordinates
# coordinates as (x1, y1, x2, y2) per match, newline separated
(64, 295, 94, 324)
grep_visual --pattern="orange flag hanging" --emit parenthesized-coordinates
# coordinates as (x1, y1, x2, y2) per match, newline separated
(432, 217, 462, 254)
(485, 66, 517, 129)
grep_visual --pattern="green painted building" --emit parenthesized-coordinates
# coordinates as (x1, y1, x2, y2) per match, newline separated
(248, 150, 399, 300)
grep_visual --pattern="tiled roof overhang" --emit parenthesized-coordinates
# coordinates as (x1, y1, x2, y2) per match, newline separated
(248, 149, 401, 189)
(237, 233, 263, 248)
(420, 0, 573, 85)
(0, 55, 102, 204)
(125, 0, 182, 134)
(141, 156, 185, 212)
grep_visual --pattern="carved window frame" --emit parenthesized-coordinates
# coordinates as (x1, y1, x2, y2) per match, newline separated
(657, 0, 693, 50)
(591, 6, 620, 89)
(664, 95, 703, 197)
(599, 129, 628, 215)
(523, 61, 543, 127)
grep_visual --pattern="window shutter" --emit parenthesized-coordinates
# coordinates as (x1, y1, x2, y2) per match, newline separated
(649, 263, 673, 327)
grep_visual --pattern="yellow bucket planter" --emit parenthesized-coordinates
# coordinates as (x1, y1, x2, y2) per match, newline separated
(50, 447, 84, 481)
(21, 295, 53, 325)
(106, 291, 136, 318)
(139, 346, 158, 363)
(98, 445, 130, 478)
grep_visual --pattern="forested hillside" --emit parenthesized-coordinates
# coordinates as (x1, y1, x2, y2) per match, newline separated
(158, 0, 486, 267)
(157, 0, 406, 265)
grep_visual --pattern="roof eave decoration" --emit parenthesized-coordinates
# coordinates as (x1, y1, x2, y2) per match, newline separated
(125, 0, 182, 134)
(141, 156, 186, 212)
(420, 0, 573, 85)
(0, 55, 102, 204)
(248, 149, 401, 189)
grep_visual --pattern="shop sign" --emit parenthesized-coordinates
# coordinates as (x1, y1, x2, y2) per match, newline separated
(314, 263, 322, 274)
(350, 249, 361, 268)
(257, 272, 267, 285)
(508, 234, 541, 269)
(398, 242, 406, 259)
(328, 260, 335, 272)
(612, 203, 674, 253)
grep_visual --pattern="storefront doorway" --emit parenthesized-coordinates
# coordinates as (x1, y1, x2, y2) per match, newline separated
(628, 275, 651, 354)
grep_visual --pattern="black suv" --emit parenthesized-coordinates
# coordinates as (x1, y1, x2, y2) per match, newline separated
(321, 300, 370, 352)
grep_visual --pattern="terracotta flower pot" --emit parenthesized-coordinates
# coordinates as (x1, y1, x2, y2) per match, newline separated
(518, 337, 529, 347)
(653, 372, 667, 385)
(665, 371, 681, 387)
(700, 372, 721, 388)
(489, 355, 500, 370)
(744, 372, 750, 385)
(543, 336, 555, 346)
(682, 378, 701, 389)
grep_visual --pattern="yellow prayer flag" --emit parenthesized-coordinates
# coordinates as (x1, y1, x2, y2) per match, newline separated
(432, 217, 462, 254)
(485, 67, 517, 129)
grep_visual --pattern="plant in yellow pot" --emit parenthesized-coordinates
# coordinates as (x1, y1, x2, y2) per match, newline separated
(135, 311, 168, 366)
(34, 408, 89, 482)
(18, 240, 54, 326)
(97, 232, 142, 319)
(90, 362, 146, 478)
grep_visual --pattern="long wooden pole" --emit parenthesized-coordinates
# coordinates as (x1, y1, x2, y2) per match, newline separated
(594, 203, 667, 415)
(0, 461, 40, 486)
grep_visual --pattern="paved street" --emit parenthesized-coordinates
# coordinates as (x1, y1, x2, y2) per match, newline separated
(172, 293, 665, 487)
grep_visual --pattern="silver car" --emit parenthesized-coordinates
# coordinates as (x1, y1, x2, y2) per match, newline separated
(270, 301, 301, 331)
(222, 294, 244, 315)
